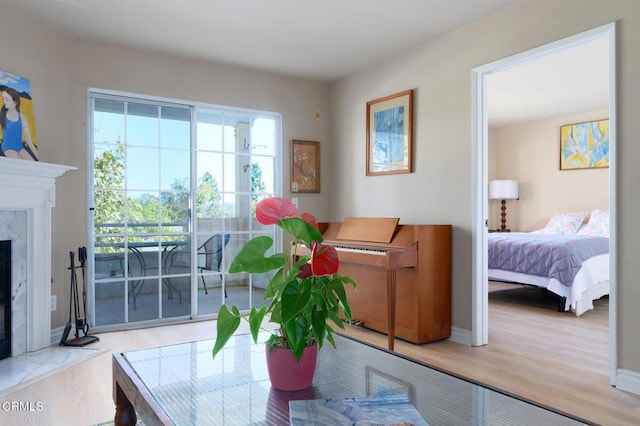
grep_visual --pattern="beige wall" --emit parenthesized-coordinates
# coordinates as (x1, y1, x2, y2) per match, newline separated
(489, 109, 610, 231)
(329, 0, 640, 376)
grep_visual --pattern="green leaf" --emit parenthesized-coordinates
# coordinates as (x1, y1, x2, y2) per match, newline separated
(336, 273, 357, 289)
(311, 292, 328, 312)
(265, 333, 282, 352)
(330, 276, 354, 321)
(327, 309, 345, 329)
(229, 236, 286, 274)
(311, 309, 326, 347)
(263, 267, 286, 299)
(326, 329, 336, 348)
(278, 217, 324, 246)
(284, 317, 309, 361)
(211, 305, 242, 359)
(280, 280, 311, 323)
(340, 300, 353, 323)
(269, 302, 282, 325)
(248, 306, 268, 343)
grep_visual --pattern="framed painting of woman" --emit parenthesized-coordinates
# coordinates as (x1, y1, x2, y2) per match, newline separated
(0, 70, 38, 161)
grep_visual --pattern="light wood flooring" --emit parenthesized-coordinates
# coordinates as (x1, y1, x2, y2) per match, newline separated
(341, 284, 640, 426)
(2, 284, 640, 426)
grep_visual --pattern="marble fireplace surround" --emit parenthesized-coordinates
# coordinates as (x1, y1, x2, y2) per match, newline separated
(0, 157, 75, 356)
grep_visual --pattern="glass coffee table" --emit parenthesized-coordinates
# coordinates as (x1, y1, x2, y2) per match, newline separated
(113, 332, 590, 425)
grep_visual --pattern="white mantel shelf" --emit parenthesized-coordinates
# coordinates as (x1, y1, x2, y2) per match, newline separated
(0, 157, 76, 354)
(0, 157, 76, 181)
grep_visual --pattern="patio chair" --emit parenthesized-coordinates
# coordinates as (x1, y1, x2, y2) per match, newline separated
(197, 233, 231, 296)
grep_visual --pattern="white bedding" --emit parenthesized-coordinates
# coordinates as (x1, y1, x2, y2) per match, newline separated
(489, 254, 609, 316)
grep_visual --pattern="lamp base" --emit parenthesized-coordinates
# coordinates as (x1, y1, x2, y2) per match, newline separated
(499, 199, 510, 233)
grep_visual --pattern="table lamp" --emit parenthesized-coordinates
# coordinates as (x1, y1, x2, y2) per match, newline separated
(489, 180, 519, 232)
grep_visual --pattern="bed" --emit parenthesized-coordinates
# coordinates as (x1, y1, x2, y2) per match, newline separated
(488, 210, 610, 316)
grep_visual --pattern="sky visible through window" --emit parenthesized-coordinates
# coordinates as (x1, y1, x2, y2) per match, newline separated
(93, 108, 276, 198)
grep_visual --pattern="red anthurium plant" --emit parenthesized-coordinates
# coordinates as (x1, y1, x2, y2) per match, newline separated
(212, 197, 356, 361)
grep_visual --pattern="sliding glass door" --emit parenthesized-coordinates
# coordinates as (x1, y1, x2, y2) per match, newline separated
(178, 110, 278, 317)
(89, 91, 280, 329)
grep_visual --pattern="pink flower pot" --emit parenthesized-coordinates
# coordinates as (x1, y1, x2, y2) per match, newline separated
(265, 342, 318, 391)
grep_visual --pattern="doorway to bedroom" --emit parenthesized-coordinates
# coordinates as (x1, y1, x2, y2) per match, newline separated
(472, 24, 616, 381)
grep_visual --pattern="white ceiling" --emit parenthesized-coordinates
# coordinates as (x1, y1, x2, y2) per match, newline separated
(5, 0, 523, 81)
(487, 37, 609, 126)
(5, 0, 609, 125)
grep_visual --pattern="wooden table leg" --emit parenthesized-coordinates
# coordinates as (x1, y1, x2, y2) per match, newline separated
(114, 381, 137, 426)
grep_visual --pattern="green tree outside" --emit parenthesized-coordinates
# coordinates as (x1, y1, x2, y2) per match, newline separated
(93, 149, 265, 229)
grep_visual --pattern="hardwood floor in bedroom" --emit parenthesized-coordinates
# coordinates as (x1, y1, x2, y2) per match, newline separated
(3, 283, 639, 425)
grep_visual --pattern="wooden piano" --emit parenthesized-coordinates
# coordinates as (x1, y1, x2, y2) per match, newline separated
(300, 217, 452, 350)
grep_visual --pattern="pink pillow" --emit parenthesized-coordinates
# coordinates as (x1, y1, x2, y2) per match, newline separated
(540, 211, 588, 235)
(577, 209, 610, 237)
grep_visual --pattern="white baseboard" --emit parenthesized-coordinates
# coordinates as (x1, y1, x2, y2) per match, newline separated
(616, 368, 640, 396)
(448, 326, 472, 346)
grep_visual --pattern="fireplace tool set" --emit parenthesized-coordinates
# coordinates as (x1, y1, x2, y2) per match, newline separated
(59, 246, 99, 347)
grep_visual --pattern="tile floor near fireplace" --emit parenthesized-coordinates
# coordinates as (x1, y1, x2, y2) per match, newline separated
(0, 345, 105, 396)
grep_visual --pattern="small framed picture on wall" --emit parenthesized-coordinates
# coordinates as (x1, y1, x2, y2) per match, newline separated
(290, 139, 320, 193)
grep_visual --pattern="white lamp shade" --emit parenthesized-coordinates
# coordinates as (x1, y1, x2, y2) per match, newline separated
(489, 180, 519, 200)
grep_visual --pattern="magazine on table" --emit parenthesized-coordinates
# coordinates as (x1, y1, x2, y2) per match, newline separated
(289, 395, 428, 425)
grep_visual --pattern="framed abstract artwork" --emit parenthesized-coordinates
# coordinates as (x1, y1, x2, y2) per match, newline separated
(366, 89, 413, 176)
(559, 119, 609, 170)
(290, 139, 320, 193)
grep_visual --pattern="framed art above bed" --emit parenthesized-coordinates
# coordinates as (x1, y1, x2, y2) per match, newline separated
(559, 119, 609, 170)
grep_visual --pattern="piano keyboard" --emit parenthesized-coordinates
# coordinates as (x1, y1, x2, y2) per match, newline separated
(334, 245, 387, 256)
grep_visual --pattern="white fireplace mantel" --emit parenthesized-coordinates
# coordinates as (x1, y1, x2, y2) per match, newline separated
(0, 157, 76, 354)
